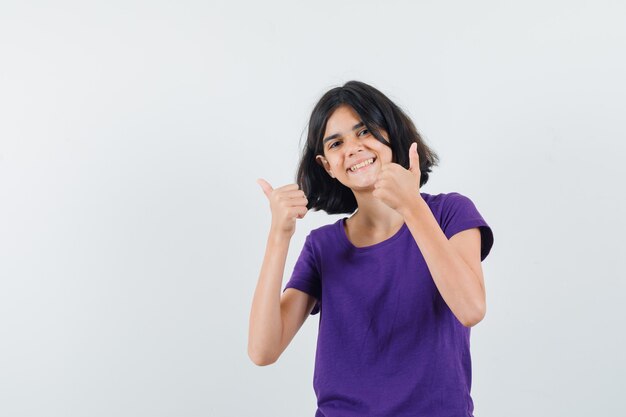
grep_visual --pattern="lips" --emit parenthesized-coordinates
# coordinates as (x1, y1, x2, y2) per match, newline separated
(346, 157, 377, 173)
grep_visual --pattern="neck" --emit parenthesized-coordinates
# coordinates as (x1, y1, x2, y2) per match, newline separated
(348, 189, 405, 230)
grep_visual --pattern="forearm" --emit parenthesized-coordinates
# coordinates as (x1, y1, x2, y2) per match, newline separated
(248, 230, 290, 364)
(401, 197, 484, 327)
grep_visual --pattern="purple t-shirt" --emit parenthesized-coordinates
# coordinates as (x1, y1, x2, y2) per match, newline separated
(282, 191, 494, 417)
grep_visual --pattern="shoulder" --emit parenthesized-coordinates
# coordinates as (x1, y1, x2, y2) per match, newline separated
(433, 191, 494, 260)
(438, 191, 484, 220)
(443, 191, 475, 207)
(422, 190, 485, 234)
(301, 218, 343, 249)
(308, 219, 341, 239)
(420, 190, 473, 208)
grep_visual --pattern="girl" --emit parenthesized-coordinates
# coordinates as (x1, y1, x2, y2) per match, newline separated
(248, 80, 494, 417)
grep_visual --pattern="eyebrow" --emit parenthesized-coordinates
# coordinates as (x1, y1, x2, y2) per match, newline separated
(322, 122, 365, 144)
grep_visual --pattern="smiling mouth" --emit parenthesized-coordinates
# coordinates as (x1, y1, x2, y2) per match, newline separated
(347, 157, 377, 173)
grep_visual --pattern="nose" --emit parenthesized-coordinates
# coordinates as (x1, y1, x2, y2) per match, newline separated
(344, 133, 366, 157)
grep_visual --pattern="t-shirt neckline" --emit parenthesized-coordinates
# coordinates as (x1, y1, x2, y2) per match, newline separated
(337, 217, 409, 252)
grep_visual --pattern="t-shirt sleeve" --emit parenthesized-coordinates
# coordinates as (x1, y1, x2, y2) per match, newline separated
(441, 192, 494, 262)
(282, 232, 322, 315)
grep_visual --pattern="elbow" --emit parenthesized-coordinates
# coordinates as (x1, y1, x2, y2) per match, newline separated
(249, 354, 277, 367)
(248, 347, 278, 367)
(462, 303, 486, 328)
(462, 316, 482, 328)
(247, 326, 283, 366)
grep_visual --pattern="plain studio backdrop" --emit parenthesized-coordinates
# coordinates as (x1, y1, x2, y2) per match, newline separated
(0, 1, 624, 416)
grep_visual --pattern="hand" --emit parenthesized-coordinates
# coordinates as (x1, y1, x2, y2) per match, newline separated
(372, 142, 422, 216)
(257, 179, 309, 237)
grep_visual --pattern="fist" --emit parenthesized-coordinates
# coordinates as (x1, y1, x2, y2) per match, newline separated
(257, 178, 309, 236)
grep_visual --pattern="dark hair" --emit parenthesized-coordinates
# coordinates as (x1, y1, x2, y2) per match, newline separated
(296, 80, 440, 215)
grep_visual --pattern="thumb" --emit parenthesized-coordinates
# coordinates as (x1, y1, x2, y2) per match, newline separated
(408, 142, 419, 173)
(256, 178, 274, 199)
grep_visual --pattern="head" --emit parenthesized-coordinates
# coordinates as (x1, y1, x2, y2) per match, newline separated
(296, 80, 440, 215)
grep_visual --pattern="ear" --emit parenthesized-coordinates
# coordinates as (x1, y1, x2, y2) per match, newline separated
(315, 155, 335, 178)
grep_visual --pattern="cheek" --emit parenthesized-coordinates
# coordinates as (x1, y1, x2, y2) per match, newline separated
(371, 136, 390, 150)
(373, 143, 392, 161)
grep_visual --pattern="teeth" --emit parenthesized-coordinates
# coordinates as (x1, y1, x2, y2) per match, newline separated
(349, 158, 374, 171)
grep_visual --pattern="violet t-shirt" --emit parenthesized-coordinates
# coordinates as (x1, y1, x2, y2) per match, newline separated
(283, 191, 494, 417)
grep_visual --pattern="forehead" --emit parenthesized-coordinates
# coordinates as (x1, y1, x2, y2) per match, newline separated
(323, 105, 362, 135)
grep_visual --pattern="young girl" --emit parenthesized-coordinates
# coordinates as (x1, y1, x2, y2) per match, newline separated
(248, 80, 494, 417)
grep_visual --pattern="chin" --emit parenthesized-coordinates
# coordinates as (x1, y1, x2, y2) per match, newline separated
(345, 178, 377, 191)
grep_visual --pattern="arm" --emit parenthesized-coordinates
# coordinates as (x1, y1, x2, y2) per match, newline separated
(400, 197, 486, 327)
(248, 231, 289, 366)
(247, 231, 316, 366)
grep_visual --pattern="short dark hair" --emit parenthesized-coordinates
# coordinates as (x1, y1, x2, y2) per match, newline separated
(296, 80, 440, 215)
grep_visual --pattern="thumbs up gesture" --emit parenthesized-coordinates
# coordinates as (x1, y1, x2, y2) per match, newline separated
(257, 179, 309, 238)
(372, 142, 423, 216)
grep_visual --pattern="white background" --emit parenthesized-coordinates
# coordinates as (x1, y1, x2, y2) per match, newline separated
(1, 1, 624, 416)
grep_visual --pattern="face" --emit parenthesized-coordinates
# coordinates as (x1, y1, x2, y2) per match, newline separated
(316, 105, 392, 191)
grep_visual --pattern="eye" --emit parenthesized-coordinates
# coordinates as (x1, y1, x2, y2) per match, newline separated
(329, 141, 341, 149)
(358, 129, 369, 136)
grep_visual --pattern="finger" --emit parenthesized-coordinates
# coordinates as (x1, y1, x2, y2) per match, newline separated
(293, 205, 308, 219)
(274, 192, 306, 206)
(284, 196, 308, 206)
(277, 183, 300, 192)
(280, 189, 307, 199)
(256, 178, 274, 199)
(409, 142, 419, 172)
